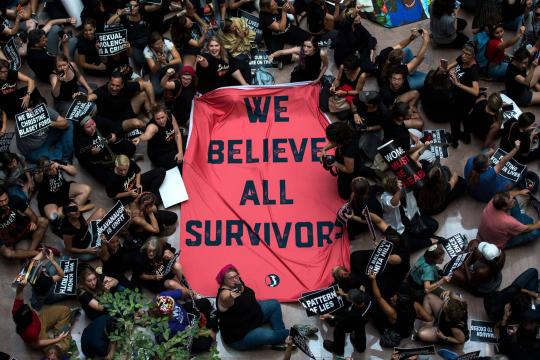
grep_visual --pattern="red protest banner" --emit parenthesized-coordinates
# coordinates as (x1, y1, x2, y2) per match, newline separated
(180, 84, 350, 301)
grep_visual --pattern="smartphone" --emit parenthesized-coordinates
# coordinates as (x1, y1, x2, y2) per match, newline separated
(233, 283, 242, 292)
(440, 59, 448, 71)
(64, 205, 78, 214)
(502, 103, 514, 112)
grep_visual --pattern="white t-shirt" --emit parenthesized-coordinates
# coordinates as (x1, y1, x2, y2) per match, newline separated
(380, 192, 405, 234)
(143, 38, 175, 65)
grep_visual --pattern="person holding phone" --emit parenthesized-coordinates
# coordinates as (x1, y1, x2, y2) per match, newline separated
(429, 0, 468, 48)
(500, 112, 540, 163)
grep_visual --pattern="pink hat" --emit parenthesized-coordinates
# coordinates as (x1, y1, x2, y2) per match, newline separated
(180, 65, 195, 77)
(216, 264, 237, 285)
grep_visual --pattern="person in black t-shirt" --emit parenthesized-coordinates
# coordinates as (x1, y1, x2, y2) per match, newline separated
(505, 47, 540, 107)
(60, 202, 105, 261)
(380, 67, 419, 107)
(465, 93, 503, 148)
(420, 68, 454, 123)
(77, 265, 119, 321)
(383, 102, 424, 151)
(160, 65, 197, 126)
(170, 14, 207, 67)
(0, 60, 36, 119)
(76, 18, 108, 76)
(500, 112, 540, 163)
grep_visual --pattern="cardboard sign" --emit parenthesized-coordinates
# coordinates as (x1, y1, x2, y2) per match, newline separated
(470, 320, 498, 343)
(157, 253, 179, 276)
(97, 29, 128, 56)
(365, 240, 393, 275)
(15, 104, 51, 138)
(443, 252, 471, 276)
(361, 205, 376, 241)
(377, 139, 426, 191)
(0, 131, 15, 152)
(394, 345, 435, 359)
(53, 259, 78, 295)
(97, 201, 130, 241)
(456, 351, 480, 360)
(248, 50, 279, 69)
(65, 100, 95, 122)
(2, 37, 21, 71)
(423, 129, 449, 159)
(290, 327, 316, 359)
(239, 10, 262, 40)
(299, 285, 344, 316)
(443, 233, 468, 258)
(490, 148, 526, 183)
(159, 167, 189, 208)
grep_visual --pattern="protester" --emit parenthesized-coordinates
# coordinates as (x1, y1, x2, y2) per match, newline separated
(99, 234, 137, 289)
(505, 47, 540, 107)
(77, 265, 119, 321)
(485, 24, 525, 79)
(219, 17, 257, 83)
(126, 192, 178, 239)
(29, 249, 72, 310)
(329, 54, 367, 119)
(408, 244, 450, 300)
(417, 164, 467, 215)
(420, 68, 454, 124)
(429, 0, 468, 48)
(500, 112, 540, 163)
(160, 66, 197, 127)
(144, 32, 182, 95)
(170, 14, 208, 67)
(80, 315, 116, 359)
(0, 152, 35, 204)
(76, 18, 109, 77)
(0, 60, 37, 119)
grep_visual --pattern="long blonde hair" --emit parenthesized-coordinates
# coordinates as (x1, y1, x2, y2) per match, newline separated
(208, 36, 228, 63)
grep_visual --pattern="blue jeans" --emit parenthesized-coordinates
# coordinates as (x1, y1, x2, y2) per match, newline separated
(507, 202, 540, 248)
(503, 15, 523, 32)
(228, 300, 289, 350)
(47, 25, 78, 60)
(403, 47, 427, 90)
(24, 121, 74, 164)
(488, 62, 508, 80)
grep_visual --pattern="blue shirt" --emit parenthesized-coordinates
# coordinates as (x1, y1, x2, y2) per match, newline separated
(464, 157, 514, 203)
(159, 290, 190, 336)
(81, 315, 112, 358)
(409, 255, 438, 286)
(389, 0, 427, 27)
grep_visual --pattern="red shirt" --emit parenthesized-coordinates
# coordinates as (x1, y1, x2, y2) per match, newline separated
(486, 38, 505, 64)
(12, 299, 41, 344)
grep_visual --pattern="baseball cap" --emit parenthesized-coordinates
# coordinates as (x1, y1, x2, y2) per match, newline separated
(478, 242, 501, 261)
(180, 65, 195, 77)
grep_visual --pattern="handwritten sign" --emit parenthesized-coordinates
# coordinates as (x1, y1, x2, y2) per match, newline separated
(96, 201, 130, 241)
(470, 320, 498, 343)
(299, 285, 344, 316)
(15, 104, 51, 138)
(442, 233, 468, 258)
(0, 131, 15, 152)
(65, 100, 95, 122)
(366, 240, 393, 275)
(490, 148, 526, 183)
(97, 29, 128, 56)
(443, 252, 471, 276)
(290, 326, 316, 359)
(53, 259, 78, 295)
(2, 37, 21, 71)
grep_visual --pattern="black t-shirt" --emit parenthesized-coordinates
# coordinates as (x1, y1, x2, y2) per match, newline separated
(380, 82, 410, 107)
(147, 118, 177, 158)
(500, 118, 531, 162)
(336, 132, 367, 175)
(27, 47, 56, 82)
(505, 63, 529, 100)
(376, 47, 410, 86)
(94, 81, 141, 120)
(467, 100, 495, 140)
(105, 161, 140, 203)
(502, 0, 526, 23)
(60, 215, 91, 249)
(77, 35, 101, 65)
(0, 197, 30, 247)
(78, 285, 107, 321)
(168, 79, 196, 125)
(452, 56, 480, 109)
(307, 2, 326, 34)
(383, 119, 411, 150)
(120, 17, 149, 49)
(37, 171, 69, 199)
(196, 54, 239, 94)
(0, 69, 18, 98)
(259, 11, 291, 46)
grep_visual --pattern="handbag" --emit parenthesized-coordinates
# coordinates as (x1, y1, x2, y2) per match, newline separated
(328, 95, 351, 113)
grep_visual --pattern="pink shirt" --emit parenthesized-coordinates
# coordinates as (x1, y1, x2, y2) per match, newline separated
(477, 200, 528, 249)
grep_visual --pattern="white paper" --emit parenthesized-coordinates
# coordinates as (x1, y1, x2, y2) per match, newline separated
(500, 93, 522, 128)
(159, 167, 188, 208)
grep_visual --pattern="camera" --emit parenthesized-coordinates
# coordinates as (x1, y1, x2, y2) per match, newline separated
(322, 154, 336, 170)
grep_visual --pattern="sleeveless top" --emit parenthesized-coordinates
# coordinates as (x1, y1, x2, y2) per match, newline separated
(216, 285, 263, 344)
(339, 68, 363, 89)
(147, 118, 176, 159)
(291, 50, 322, 82)
(54, 64, 80, 101)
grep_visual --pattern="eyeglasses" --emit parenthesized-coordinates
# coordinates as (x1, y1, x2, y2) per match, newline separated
(225, 275, 240, 280)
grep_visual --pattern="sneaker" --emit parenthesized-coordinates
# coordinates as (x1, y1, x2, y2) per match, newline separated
(323, 340, 344, 356)
(293, 324, 318, 337)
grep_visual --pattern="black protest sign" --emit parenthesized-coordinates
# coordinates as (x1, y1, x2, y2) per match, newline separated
(470, 320, 498, 343)
(365, 240, 394, 275)
(125, 128, 143, 140)
(394, 345, 435, 359)
(335, 202, 352, 228)
(490, 148, 526, 183)
(157, 253, 179, 276)
(378, 140, 426, 191)
(15, 104, 51, 138)
(290, 327, 316, 359)
(443, 252, 471, 276)
(456, 351, 480, 360)
(299, 285, 344, 316)
(0, 131, 15, 152)
(54, 259, 78, 295)
(361, 205, 376, 242)
(248, 50, 279, 69)
(87, 220, 101, 248)
(97, 29, 128, 56)
(2, 37, 21, 71)
(239, 10, 262, 40)
(65, 100, 95, 122)
(97, 201, 130, 241)
(442, 233, 468, 258)
(423, 129, 449, 159)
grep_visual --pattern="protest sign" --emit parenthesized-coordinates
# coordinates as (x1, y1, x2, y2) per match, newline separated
(0, 131, 15, 152)
(248, 50, 279, 69)
(125, 128, 143, 140)
(159, 167, 189, 208)
(290, 327, 316, 359)
(15, 104, 51, 138)
(65, 99, 95, 122)
(12, 259, 44, 287)
(490, 148, 526, 183)
(2, 37, 21, 71)
(87, 220, 101, 248)
(456, 351, 480, 360)
(423, 129, 449, 159)
(366, 240, 394, 275)
(394, 345, 435, 359)
(97, 201, 130, 241)
(443, 252, 472, 276)
(97, 29, 128, 56)
(442, 233, 468, 258)
(157, 253, 179, 276)
(361, 205, 376, 242)
(299, 285, 344, 316)
(335, 202, 352, 228)
(54, 259, 78, 295)
(500, 93, 522, 126)
(378, 139, 426, 191)
(470, 320, 498, 343)
(239, 10, 262, 40)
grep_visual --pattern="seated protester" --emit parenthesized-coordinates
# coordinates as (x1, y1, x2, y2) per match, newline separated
(505, 47, 540, 107)
(408, 129, 437, 167)
(29, 249, 72, 310)
(376, 29, 430, 90)
(41, 345, 70, 360)
(0, 60, 37, 120)
(521, 1, 540, 49)
(502, 0, 528, 31)
(0, 186, 48, 259)
(499, 318, 540, 360)
(417, 291, 470, 345)
(195, 37, 249, 94)
(106, 155, 166, 205)
(81, 315, 116, 359)
(258, 0, 310, 64)
(78, 266, 119, 321)
(152, 291, 217, 353)
(76, 18, 108, 77)
(452, 239, 505, 296)
(144, 32, 182, 96)
(478, 190, 540, 249)
(352, 91, 387, 161)
(486, 24, 525, 80)
(88, 72, 155, 134)
(408, 244, 450, 301)
(429, 0, 468, 48)
(420, 67, 454, 124)
(380, 67, 420, 107)
(227, 0, 257, 18)
(0, 12, 21, 47)
(0, 151, 35, 204)
(321, 123, 379, 199)
(417, 164, 466, 216)
(16, 97, 74, 165)
(269, 37, 329, 83)
(382, 102, 424, 151)
(50, 54, 94, 116)
(466, 93, 503, 148)
(134, 237, 189, 293)
(132, 105, 184, 169)
(218, 18, 257, 84)
(328, 54, 367, 119)
(140, 0, 176, 34)
(464, 144, 520, 203)
(160, 65, 197, 127)
(322, 288, 372, 356)
(331, 266, 363, 294)
(12, 282, 74, 353)
(485, 268, 540, 323)
(306, 0, 340, 41)
(500, 112, 540, 163)
(26, 18, 78, 82)
(33, 157, 92, 222)
(126, 192, 178, 240)
(99, 234, 137, 289)
(80, 0, 118, 32)
(59, 203, 105, 261)
(170, 14, 207, 67)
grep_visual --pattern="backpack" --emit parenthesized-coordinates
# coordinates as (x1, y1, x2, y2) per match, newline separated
(252, 67, 275, 85)
(473, 31, 491, 69)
